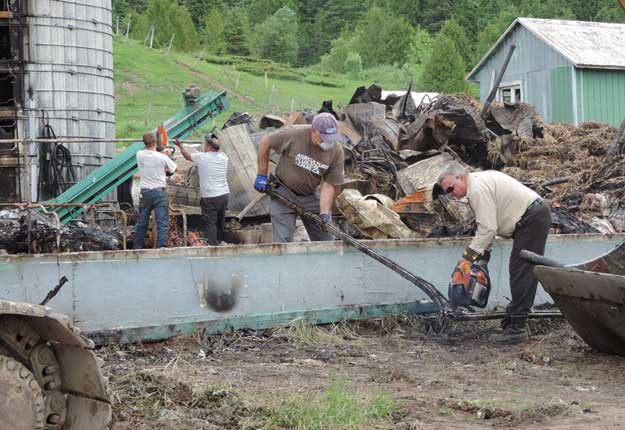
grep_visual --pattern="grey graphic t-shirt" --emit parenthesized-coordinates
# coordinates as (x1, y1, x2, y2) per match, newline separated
(267, 125, 344, 195)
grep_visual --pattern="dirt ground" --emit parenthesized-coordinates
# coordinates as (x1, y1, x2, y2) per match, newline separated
(102, 317, 625, 430)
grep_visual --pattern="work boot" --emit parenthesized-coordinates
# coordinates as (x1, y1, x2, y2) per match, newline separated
(489, 318, 528, 344)
(493, 315, 511, 334)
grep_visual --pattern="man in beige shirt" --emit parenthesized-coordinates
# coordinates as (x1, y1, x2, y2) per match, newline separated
(437, 164, 551, 344)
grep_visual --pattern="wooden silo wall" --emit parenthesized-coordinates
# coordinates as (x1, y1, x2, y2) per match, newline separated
(19, 0, 115, 201)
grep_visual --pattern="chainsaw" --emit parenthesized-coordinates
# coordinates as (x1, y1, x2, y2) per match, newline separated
(449, 259, 491, 309)
(154, 124, 178, 178)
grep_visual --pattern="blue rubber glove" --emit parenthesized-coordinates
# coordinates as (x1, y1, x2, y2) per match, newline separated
(320, 213, 332, 224)
(254, 174, 268, 192)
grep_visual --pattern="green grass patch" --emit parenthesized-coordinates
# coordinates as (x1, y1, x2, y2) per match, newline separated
(264, 375, 397, 430)
(114, 38, 360, 142)
(113, 38, 427, 145)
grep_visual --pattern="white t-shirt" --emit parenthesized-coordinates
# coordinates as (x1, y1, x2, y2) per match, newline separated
(136, 149, 177, 189)
(191, 151, 229, 198)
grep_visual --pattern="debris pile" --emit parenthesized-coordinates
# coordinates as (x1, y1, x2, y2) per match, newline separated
(491, 121, 625, 232)
(207, 84, 622, 241)
(0, 209, 121, 253)
(1, 85, 622, 254)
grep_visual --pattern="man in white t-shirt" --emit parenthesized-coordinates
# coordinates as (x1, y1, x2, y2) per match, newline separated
(175, 134, 229, 245)
(134, 133, 177, 249)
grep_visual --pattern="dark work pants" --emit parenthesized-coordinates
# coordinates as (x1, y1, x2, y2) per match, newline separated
(270, 184, 333, 243)
(200, 193, 229, 246)
(134, 188, 169, 249)
(508, 201, 552, 320)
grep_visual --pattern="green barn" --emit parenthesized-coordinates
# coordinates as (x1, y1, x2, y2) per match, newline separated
(467, 18, 625, 127)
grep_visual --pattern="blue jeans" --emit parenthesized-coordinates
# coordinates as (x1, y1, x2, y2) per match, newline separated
(134, 188, 169, 249)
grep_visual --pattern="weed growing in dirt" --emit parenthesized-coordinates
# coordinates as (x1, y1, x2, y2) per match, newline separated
(438, 404, 455, 416)
(272, 318, 350, 347)
(263, 375, 397, 429)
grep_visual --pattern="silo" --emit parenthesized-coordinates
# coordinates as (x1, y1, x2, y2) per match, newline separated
(2, 0, 115, 203)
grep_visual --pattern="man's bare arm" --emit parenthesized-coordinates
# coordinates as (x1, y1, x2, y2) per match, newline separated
(257, 137, 271, 175)
(174, 139, 194, 162)
(319, 182, 338, 214)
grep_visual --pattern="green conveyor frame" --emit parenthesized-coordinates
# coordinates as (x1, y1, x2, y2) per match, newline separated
(49, 90, 229, 224)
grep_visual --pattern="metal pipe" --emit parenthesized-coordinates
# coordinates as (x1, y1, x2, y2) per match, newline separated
(519, 250, 566, 267)
(8, 69, 114, 79)
(481, 44, 517, 119)
(7, 60, 114, 72)
(30, 25, 113, 37)
(448, 309, 563, 321)
(33, 43, 113, 55)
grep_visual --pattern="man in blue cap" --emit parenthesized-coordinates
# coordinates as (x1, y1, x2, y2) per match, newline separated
(254, 112, 345, 243)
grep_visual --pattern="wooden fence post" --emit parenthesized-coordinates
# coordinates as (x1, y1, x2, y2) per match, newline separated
(149, 27, 155, 49)
(191, 49, 205, 69)
(167, 33, 175, 53)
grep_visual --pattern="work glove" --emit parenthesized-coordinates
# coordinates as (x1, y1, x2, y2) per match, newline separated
(462, 247, 491, 264)
(320, 213, 332, 224)
(254, 174, 268, 193)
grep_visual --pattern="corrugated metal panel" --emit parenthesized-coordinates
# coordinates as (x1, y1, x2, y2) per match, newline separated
(473, 26, 572, 123)
(470, 18, 625, 81)
(578, 69, 625, 127)
(550, 66, 574, 124)
(17, 0, 115, 202)
(520, 18, 625, 70)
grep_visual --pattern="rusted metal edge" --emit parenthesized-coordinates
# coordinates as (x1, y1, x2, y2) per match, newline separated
(85, 302, 438, 345)
(2, 233, 622, 263)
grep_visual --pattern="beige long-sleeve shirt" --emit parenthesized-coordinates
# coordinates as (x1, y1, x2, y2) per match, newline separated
(466, 171, 540, 254)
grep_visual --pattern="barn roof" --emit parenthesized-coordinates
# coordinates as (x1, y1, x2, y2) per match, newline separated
(467, 18, 625, 81)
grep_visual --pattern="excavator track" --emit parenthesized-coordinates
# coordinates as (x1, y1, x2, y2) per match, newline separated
(0, 300, 111, 430)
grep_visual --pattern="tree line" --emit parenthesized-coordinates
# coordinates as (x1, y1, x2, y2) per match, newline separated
(112, 0, 625, 93)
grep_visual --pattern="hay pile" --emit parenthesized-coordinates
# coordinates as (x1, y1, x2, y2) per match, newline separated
(499, 121, 625, 201)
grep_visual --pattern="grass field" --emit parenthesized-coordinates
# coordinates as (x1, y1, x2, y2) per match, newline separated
(114, 38, 373, 140)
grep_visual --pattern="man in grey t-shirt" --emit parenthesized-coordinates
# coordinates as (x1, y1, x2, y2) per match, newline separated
(254, 113, 345, 243)
(175, 134, 229, 245)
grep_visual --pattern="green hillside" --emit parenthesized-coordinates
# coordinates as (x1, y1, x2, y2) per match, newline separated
(114, 38, 370, 140)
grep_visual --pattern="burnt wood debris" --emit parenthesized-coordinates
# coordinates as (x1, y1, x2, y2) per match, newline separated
(1, 85, 624, 253)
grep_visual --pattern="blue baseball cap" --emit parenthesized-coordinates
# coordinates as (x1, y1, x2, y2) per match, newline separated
(312, 113, 342, 143)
